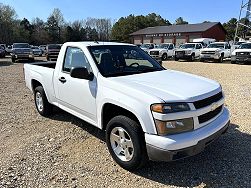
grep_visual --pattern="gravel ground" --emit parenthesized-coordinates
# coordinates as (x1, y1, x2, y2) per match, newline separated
(0, 57, 250, 188)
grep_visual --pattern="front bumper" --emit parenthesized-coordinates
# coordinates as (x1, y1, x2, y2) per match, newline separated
(145, 107, 230, 161)
(200, 54, 220, 60)
(175, 53, 193, 60)
(12, 54, 34, 59)
(236, 56, 251, 63)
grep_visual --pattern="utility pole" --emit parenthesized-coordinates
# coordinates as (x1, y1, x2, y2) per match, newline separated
(234, 0, 251, 43)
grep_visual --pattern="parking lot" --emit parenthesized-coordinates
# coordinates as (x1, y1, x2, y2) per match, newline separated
(0, 56, 250, 187)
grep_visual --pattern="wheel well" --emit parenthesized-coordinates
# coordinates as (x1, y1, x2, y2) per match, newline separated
(31, 79, 42, 92)
(102, 103, 141, 131)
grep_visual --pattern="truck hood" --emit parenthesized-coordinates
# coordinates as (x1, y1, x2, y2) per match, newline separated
(111, 70, 220, 102)
(232, 48, 251, 55)
(201, 48, 222, 52)
(176, 48, 194, 51)
(150, 48, 167, 52)
(13, 48, 31, 53)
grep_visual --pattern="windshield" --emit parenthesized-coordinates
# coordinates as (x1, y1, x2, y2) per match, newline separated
(239, 43, 251, 49)
(180, 44, 195, 49)
(207, 43, 225, 49)
(140, 44, 152, 49)
(13, 43, 30, 48)
(88, 45, 164, 77)
(157, 44, 169, 49)
(48, 44, 61, 49)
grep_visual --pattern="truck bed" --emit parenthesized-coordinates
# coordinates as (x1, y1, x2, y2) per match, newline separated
(30, 62, 56, 69)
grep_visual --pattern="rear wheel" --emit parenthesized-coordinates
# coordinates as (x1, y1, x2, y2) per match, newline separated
(106, 115, 148, 171)
(34, 86, 53, 117)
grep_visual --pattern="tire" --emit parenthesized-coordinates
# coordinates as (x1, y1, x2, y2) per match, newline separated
(218, 56, 223, 63)
(174, 56, 179, 61)
(106, 115, 148, 171)
(11, 57, 15, 63)
(190, 54, 195, 62)
(34, 86, 53, 117)
(162, 53, 168, 61)
(231, 61, 236, 64)
(200, 59, 205, 62)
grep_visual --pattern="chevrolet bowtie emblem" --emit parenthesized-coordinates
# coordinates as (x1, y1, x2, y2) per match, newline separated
(211, 102, 218, 111)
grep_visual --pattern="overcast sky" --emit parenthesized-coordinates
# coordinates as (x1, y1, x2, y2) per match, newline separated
(1, 0, 243, 23)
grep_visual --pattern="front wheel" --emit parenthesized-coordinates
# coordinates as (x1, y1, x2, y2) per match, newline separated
(162, 53, 168, 61)
(190, 54, 195, 62)
(11, 57, 15, 63)
(218, 56, 223, 63)
(174, 56, 179, 61)
(106, 116, 148, 171)
(34, 86, 53, 117)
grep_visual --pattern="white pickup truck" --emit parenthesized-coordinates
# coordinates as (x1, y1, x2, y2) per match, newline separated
(175, 43, 203, 61)
(149, 43, 175, 61)
(24, 42, 230, 170)
(200, 42, 232, 63)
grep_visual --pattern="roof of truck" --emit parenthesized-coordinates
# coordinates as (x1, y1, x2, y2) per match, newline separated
(64, 41, 135, 47)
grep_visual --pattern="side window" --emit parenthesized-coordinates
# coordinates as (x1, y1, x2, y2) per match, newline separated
(168, 45, 174, 50)
(196, 44, 201, 49)
(63, 47, 91, 73)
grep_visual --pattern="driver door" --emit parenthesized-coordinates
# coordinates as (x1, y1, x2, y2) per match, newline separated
(56, 47, 97, 122)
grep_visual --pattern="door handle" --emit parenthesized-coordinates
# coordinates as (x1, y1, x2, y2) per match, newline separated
(59, 77, 66, 83)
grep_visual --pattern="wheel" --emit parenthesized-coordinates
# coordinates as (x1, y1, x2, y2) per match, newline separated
(231, 61, 236, 64)
(162, 53, 168, 61)
(218, 56, 223, 63)
(200, 59, 205, 62)
(190, 54, 195, 62)
(11, 57, 15, 63)
(34, 86, 53, 117)
(106, 115, 148, 171)
(174, 56, 179, 61)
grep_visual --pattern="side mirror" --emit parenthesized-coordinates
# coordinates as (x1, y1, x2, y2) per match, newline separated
(70, 67, 94, 81)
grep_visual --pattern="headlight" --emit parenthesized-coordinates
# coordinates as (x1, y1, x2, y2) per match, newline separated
(155, 118, 194, 135)
(151, 103, 190, 114)
(185, 50, 192, 54)
(215, 50, 220, 55)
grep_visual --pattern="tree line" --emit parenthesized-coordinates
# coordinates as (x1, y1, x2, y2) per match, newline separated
(0, 3, 245, 45)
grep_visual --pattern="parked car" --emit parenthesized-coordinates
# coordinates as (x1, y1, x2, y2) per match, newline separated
(200, 42, 232, 63)
(231, 42, 251, 64)
(24, 42, 230, 170)
(149, 43, 175, 61)
(11, 43, 34, 63)
(0, 46, 6, 58)
(32, 46, 43, 56)
(46, 44, 61, 61)
(193, 38, 216, 48)
(175, 43, 203, 61)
